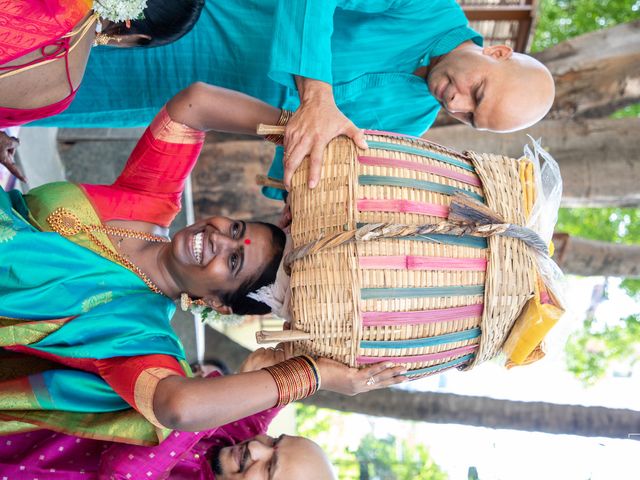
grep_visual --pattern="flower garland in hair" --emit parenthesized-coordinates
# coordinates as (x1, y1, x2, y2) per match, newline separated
(194, 305, 245, 327)
(93, 0, 147, 23)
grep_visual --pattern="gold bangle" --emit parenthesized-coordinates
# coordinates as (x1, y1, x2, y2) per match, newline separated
(263, 355, 320, 407)
(264, 109, 294, 145)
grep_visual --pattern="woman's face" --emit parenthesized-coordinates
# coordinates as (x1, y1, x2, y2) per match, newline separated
(166, 216, 275, 303)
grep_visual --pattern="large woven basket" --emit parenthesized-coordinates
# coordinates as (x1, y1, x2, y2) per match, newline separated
(259, 129, 537, 380)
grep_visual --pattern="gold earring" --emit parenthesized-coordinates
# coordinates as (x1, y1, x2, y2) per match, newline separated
(180, 293, 193, 312)
(180, 293, 207, 311)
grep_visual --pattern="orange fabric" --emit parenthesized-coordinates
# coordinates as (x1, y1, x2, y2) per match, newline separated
(82, 107, 205, 227)
(96, 354, 185, 422)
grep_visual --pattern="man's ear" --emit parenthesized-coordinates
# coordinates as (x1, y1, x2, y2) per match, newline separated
(482, 44, 513, 60)
(203, 295, 233, 315)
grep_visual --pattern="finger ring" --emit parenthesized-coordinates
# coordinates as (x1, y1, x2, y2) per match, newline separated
(366, 376, 376, 386)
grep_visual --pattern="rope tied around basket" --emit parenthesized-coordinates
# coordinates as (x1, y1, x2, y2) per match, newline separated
(283, 192, 549, 274)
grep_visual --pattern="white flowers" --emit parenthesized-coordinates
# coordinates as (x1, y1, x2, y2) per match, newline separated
(93, 0, 147, 23)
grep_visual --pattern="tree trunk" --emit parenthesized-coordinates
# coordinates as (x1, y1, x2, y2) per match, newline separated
(433, 20, 640, 127)
(302, 389, 640, 440)
(552, 233, 640, 278)
(534, 20, 640, 120)
(206, 329, 640, 438)
(423, 117, 640, 207)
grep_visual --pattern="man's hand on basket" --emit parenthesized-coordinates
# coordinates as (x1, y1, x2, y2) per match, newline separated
(317, 358, 408, 396)
(284, 78, 368, 190)
(0, 131, 25, 182)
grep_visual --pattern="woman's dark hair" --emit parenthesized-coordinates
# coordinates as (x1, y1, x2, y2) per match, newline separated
(220, 222, 286, 316)
(106, 0, 205, 47)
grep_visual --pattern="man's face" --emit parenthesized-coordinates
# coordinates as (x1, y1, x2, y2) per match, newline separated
(213, 434, 334, 480)
(426, 45, 554, 132)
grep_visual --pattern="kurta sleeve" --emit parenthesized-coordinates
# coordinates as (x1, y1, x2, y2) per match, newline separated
(95, 354, 186, 429)
(81, 106, 205, 227)
(268, 0, 406, 89)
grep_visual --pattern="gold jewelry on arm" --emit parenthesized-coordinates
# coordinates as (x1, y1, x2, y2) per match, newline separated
(263, 355, 320, 407)
(263, 109, 294, 145)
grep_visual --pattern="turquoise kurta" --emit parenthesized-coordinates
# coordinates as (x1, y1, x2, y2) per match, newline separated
(35, 0, 481, 198)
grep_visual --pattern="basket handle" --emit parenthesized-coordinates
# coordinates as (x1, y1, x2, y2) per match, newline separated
(255, 174, 286, 190)
(255, 329, 311, 344)
(257, 124, 286, 136)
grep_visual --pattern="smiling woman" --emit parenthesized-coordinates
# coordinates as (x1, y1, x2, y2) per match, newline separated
(0, 83, 406, 447)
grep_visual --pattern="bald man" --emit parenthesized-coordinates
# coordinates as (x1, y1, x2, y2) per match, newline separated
(213, 433, 334, 480)
(0, 390, 336, 480)
(33, 0, 554, 196)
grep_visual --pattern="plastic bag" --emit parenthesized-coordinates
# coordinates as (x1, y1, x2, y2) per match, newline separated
(502, 138, 566, 366)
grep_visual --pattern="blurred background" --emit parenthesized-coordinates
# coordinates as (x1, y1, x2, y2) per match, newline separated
(4, 0, 639, 478)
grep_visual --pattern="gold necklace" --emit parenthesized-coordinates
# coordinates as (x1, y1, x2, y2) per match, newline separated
(47, 207, 169, 295)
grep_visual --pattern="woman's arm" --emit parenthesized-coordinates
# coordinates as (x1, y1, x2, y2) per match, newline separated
(165, 82, 281, 134)
(153, 348, 407, 432)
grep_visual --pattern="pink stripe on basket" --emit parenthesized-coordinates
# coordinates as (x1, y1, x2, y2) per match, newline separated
(359, 256, 487, 271)
(359, 155, 482, 187)
(357, 344, 478, 365)
(357, 199, 449, 217)
(362, 303, 484, 326)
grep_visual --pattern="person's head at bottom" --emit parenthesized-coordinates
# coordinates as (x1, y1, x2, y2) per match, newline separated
(212, 434, 336, 480)
(165, 216, 286, 315)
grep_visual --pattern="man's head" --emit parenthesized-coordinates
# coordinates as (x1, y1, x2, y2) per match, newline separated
(212, 434, 336, 480)
(426, 42, 555, 132)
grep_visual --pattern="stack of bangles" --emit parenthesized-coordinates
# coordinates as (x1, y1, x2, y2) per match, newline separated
(263, 355, 321, 407)
(263, 109, 294, 145)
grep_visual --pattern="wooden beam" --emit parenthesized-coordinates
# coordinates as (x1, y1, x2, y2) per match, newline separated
(462, 5, 533, 22)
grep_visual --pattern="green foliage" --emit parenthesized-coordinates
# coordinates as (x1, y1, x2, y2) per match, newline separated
(610, 103, 640, 118)
(556, 208, 640, 384)
(565, 314, 640, 386)
(620, 279, 640, 301)
(556, 208, 640, 245)
(295, 405, 448, 480)
(531, 0, 640, 52)
(353, 433, 448, 480)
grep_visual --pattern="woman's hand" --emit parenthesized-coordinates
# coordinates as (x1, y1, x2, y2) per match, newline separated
(284, 78, 368, 190)
(317, 358, 408, 396)
(238, 345, 292, 373)
(0, 131, 25, 182)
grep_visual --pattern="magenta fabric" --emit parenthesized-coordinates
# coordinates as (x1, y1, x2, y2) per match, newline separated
(0, 372, 282, 479)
